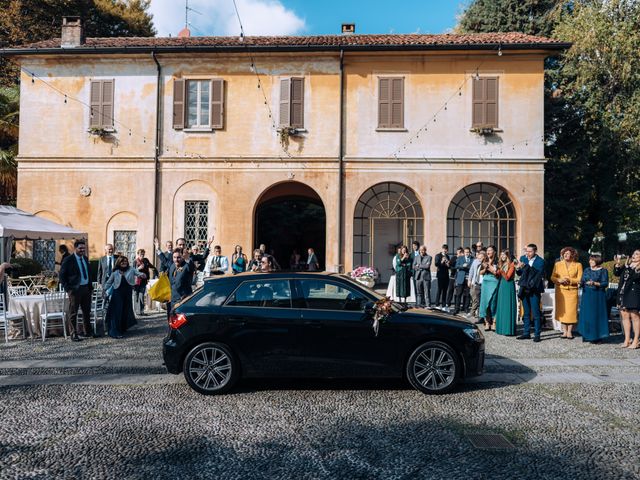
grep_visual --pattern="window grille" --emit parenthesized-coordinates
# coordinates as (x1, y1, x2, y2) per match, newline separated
(114, 230, 137, 263)
(184, 201, 209, 249)
(447, 183, 516, 253)
(33, 240, 56, 271)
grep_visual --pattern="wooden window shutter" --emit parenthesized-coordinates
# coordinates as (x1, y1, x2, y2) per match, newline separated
(279, 78, 291, 127)
(472, 77, 499, 128)
(290, 77, 304, 128)
(210, 79, 224, 129)
(472, 77, 485, 127)
(101, 79, 114, 127)
(485, 77, 499, 128)
(173, 79, 185, 130)
(378, 78, 390, 128)
(390, 78, 404, 128)
(89, 80, 102, 128)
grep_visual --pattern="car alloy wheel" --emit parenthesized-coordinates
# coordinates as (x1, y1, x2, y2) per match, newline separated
(406, 341, 459, 394)
(183, 342, 238, 395)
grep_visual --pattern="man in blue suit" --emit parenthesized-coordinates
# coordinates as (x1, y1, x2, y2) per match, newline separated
(516, 243, 546, 342)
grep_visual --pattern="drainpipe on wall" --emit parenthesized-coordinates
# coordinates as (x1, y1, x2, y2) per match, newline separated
(337, 48, 345, 273)
(151, 51, 162, 261)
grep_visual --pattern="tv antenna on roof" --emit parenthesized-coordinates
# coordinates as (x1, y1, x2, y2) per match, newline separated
(185, 0, 203, 29)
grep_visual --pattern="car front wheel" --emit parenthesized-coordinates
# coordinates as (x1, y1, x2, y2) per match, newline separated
(406, 341, 460, 394)
(183, 342, 239, 395)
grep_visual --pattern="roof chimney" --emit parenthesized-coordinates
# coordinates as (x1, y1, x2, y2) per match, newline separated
(178, 27, 191, 38)
(61, 16, 84, 48)
(341, 23, 355, 35)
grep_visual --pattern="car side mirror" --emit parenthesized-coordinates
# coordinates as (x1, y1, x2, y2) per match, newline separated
(364, 301, 375, 316)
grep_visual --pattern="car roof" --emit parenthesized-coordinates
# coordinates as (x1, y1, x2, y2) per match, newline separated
(203, 271, 344, 284)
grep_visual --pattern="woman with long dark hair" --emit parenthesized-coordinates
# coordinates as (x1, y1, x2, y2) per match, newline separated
(495, 249, 517, 336)
(395, 245, 413, 303)
(104, 256, 146, 339)
(231, 245, 247, 274)
(479, 246, 500, 331)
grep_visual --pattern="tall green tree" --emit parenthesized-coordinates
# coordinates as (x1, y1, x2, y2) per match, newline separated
(456, 0, 562, 36)
(0, 0, 155, 204)
(458, 0, 640, 258)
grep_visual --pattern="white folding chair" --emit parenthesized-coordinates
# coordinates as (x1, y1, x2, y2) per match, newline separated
(41, 291, 68, 341)
(1, 293, 26, 342)
(8, 286, 27, 297)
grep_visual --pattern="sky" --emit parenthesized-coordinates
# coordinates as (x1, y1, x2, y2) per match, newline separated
(148, 0, 469, 38)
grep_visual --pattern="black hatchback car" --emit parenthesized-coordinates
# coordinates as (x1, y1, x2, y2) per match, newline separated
(163, 272, 484, 395)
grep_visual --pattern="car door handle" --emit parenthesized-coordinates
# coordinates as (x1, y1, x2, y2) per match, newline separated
(304, 320, 322, 328)
(227, 317, 246, 325)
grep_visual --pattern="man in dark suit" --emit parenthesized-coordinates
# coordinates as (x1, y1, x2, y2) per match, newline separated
(434, 244, 451, 307)
(412, 245, 432, 308)
(59, 239, 95, 341)
(453, 247, 473, 314)
(516, 243, 546, 343)
(168, 248, 193, 320)
(97, 243, 118, 289)
(446, 247, 463, 309)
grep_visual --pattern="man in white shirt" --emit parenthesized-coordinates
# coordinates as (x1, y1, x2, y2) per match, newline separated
(468, 250, 485, 323)
(204, 245, 229, 276)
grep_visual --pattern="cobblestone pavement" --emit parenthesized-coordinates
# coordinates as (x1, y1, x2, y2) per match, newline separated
(1, 313, 639, 479)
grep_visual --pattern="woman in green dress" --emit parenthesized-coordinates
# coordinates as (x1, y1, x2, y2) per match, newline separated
(395, 245, 413, 303)
(479, 245, 500, 331)
(495, 249, 517, 336)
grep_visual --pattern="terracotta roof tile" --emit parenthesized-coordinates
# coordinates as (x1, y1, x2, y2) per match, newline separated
(6, 32, 569, 52)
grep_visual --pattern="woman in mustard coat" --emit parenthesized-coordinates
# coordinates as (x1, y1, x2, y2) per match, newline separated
(551, 247, 583, 339)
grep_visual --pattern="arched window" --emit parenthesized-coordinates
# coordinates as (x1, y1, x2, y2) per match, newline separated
(447, 183, 516, 252)
(353, 183, 423, 280)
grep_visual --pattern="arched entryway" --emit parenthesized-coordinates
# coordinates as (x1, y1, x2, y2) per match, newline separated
(447, 183, 516, 252)
(353, 182, 424, 283)
(254, 182, 326, 270)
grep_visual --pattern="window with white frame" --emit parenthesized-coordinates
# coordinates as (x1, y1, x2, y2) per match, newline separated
(33, 240, 56, 271)
(186, 80, 211, 128)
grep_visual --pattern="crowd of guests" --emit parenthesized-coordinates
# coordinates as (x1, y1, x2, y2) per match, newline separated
(387, 241, 640, 347)
(49, 233, 639, 348)
(56, 236, 320, 341)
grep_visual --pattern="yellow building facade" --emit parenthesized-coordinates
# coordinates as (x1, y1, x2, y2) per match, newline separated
(7, 27, 568, 276)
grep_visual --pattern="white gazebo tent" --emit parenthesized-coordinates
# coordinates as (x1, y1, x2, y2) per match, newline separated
(0, 206, 87, 263)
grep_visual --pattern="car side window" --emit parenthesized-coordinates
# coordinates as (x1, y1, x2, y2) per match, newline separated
(297, 280, 368, 311)
(226, 280, 292, 308)
(193, 283, 235, 307)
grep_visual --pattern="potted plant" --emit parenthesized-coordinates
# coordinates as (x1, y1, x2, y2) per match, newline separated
(87, 126, 116, 138)
(471, 126, 495, 135)
(349, 266, 379, 288)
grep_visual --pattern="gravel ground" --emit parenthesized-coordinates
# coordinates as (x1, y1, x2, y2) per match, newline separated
(1, 312, 639, 479)
(0, 383, 638, 480)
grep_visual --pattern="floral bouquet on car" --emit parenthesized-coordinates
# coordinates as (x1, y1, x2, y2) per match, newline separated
(372, 296, 393, 336)
(350, 266, 379, 288)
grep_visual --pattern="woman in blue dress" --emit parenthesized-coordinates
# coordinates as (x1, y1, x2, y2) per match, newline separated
(578, 254, 609, 344)
(479, 246, 500, 331)
(231, 245, 247, 274)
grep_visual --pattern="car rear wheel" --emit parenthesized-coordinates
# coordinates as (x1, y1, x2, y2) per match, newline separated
(183, 342, 238, 395)
(406, 341, 460, 394)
